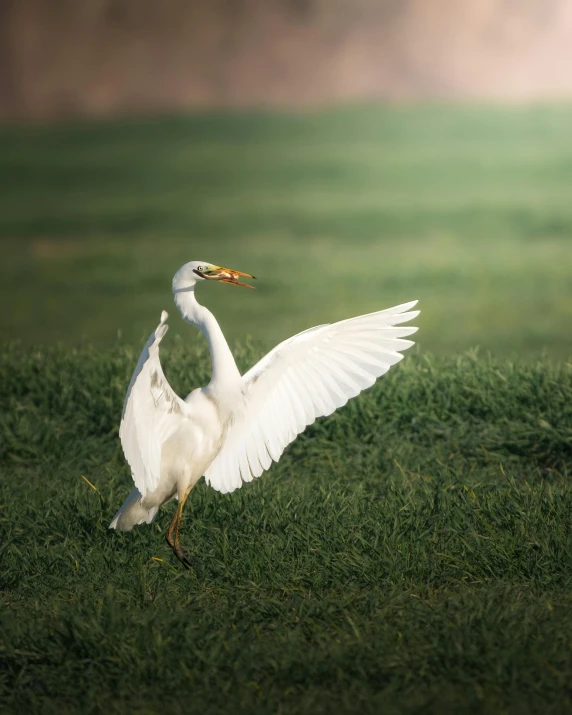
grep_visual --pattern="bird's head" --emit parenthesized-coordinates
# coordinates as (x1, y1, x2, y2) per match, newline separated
(173, 261, 256, 292)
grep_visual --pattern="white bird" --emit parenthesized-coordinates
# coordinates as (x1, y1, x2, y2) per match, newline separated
(110, 261, 419, 566)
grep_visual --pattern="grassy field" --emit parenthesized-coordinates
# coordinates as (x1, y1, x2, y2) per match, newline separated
(1, 105, 572, 713)
(1, 344, 571, 714)
(0, 105, 571, 356)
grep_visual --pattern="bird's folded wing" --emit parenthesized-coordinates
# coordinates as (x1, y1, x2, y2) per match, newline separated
(204, 301, 419, 494)
(119, 311, 188, 498)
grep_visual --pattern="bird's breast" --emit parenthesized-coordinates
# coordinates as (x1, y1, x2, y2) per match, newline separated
(181, 388, 227, 459)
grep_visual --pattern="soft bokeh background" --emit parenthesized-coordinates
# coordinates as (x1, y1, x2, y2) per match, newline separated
(1, 0, 571, 358)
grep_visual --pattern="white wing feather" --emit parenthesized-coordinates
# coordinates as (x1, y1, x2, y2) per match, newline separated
(119, 311, 188, 498)
(204, 300, 419, 494)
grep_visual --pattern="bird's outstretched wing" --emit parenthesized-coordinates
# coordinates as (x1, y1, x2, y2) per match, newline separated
(120, 311, 188, 498)
(204, 301, 419, 494)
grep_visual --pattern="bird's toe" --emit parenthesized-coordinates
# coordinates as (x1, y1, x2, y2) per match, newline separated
(173, 544, 193, 570)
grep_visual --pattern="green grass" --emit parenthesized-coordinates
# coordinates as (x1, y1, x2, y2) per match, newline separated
(1, 104, 572, 712)
(0, 104, 571, 356)
(1, 343, 572, 714)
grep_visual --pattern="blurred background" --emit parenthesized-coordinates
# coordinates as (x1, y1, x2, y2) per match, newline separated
(1, 0, 571, 357)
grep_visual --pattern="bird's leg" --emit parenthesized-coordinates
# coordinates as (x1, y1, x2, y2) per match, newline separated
(173, 495, 191, 568)
(165, 486, 193, 568)
(165, 506, 179, 551)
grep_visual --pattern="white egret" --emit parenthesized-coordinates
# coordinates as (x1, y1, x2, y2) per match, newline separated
(110, 261, 419, 565)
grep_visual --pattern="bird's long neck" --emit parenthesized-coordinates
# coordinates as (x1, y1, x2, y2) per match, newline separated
(174, 285, 241, 391)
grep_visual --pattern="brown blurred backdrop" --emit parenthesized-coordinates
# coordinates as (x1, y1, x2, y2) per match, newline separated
(2, 0, 572, 119)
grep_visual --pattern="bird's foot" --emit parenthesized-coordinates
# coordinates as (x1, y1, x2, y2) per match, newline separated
(166, 533, 193, 569)
(174, 545, 193, 570)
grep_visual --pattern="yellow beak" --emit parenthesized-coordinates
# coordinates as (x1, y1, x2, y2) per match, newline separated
(203, 266, 256, 289)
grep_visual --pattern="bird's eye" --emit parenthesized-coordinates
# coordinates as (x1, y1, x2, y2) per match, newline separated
(198, 266, 204, 272)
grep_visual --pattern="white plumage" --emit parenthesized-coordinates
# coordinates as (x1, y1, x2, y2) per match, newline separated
(118, 310, 186, 498)
(205, 304, 418, 493)
(110, 261, 419, 565)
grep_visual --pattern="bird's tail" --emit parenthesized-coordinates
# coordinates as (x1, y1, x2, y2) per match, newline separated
(109, 487, 159, 531)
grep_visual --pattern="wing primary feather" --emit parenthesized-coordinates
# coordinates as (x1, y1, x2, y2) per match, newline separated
(298, 363, 331, 416)
(326, 344, 390, 372)
(286, 371, 316, 423)
(386, 310, 420, 325)
(314, 354, 363, 395)
(282, 372, 307, 433)
(313, 363, 351, 408)
(324, 351, 378, 384)
(275, 381, 298, 442)
(306, 364, 340, 416)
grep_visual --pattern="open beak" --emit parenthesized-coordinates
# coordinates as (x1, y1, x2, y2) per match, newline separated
(199, 265, 256, 288)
